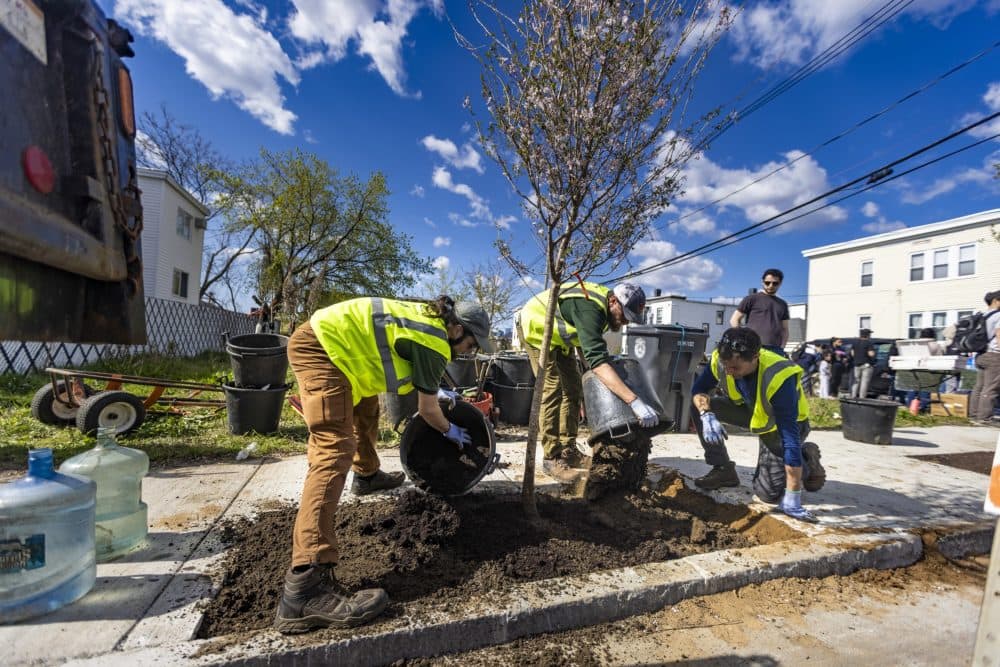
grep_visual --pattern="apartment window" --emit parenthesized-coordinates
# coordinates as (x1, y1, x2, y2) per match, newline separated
(176, 209, 193, 240)
(909, 253, 924, 281)
(907, 313, 923, 339)
(655, 307, 663, 324)
(958, 244, 975, 276)
(172, 269, 189, 298)
(715, 310, 724, 325)
(931, 312, 947, 338)
(860, 260, 873, 287)
(859, 315, 871, 332)
(932, 249, 948, 279)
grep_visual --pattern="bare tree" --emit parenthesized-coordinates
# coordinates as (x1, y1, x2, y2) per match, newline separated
(458, 0, 733, 513)
(137, 105, 254, 308)
(463, 258, 517, 332)
(419, 263, 473, 303)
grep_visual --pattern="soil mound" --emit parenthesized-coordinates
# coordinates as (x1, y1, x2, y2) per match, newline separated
(583, 433, 652, 500)
(199, 480, 770, 639)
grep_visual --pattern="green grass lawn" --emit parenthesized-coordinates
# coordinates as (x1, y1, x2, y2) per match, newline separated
(0, 351, 401, 474)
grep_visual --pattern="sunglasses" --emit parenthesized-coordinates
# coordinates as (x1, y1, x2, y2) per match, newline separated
(763, 280, 781, 286)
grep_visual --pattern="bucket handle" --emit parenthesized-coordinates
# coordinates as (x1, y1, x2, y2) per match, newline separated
(607, 421, 634, 440)
(483, 452, 501, 475)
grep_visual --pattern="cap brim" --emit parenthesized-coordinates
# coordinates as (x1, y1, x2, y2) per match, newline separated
(473, 333, 495, 354)
(623, 307, 642, 324)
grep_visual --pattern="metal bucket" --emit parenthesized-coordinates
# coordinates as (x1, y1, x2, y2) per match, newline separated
(399, 400, 499, 496)
(582, 357, 671, 444)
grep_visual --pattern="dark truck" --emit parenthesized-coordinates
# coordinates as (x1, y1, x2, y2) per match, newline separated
(1, 0, 144, 344)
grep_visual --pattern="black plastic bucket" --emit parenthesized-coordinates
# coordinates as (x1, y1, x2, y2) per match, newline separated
(493, 352, 534, 386)
(225, 333, 289, 388)
(379, 391, 418, 431)
(223, 383, 288, 435)
(445, 355, 478, 388)
(840, 397, 898, 445)
(582, 357, 672, 444)
(487, 381, 533, 425)
(399, 400, 499, 496)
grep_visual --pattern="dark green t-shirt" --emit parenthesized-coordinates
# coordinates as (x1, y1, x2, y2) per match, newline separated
(560, 297, 611, 369)
(394, 338, 448, 394)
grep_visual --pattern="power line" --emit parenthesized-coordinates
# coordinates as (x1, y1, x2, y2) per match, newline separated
(611, 111, 1000, 282)
(666, 38, 1000, 231)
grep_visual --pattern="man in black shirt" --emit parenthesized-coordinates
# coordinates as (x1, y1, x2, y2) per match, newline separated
(730, 268, 790, 356)
(850, 328, 877, 398)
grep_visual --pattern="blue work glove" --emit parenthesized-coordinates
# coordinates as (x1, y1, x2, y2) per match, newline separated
(629, 397, 659, 428)
(699, 411, 728, 446)
(436, 387, 460, 409)
(779, 489, 818, 523)
(442, 422, 472, 449)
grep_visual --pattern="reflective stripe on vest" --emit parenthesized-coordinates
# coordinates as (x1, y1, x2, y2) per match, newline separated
(711, 348, 809, 434)
(311, 298, 451, 403)
(519, 281, 610, 350)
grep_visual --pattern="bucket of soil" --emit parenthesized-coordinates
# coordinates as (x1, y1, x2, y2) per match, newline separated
(224, 333, 289, 388)
(400, 400, 499, 496)
(223, 383, 288, 435)
(582, 357, 672, 444)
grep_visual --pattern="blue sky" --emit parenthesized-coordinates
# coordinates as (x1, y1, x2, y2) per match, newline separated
(100, 0, 1000, 309)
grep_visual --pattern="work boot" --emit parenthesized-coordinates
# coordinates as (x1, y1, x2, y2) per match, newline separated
(801, 442, 826, 492)
(274, 564, 388, 634)
(694, 462, 740, 490)
(543, 449, 585, 482)
(351, 469, 405, 496)
(561, 446, 591, 470)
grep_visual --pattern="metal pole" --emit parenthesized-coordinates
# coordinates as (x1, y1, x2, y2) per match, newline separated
(973, 517, 1000, 666)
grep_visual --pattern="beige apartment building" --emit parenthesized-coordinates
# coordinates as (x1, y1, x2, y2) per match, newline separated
(801, 208, 1000, 341)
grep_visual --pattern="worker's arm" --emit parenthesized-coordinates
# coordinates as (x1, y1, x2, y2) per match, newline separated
(690, 362, 717, 414)
(729, 309, 744, 328)
(397, 339, 451, 433)
(780, 320, 789, 348)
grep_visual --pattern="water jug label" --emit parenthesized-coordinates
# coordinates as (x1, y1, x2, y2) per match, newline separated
(0, 534, 45, 573)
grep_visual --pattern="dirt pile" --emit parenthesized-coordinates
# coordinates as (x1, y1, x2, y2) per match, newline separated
(583, 433, 652, 500)
(199, 479, 778, 638)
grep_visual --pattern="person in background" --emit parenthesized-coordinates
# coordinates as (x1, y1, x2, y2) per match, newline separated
(690, 327, 825, 523)
(830, 337, 849, 398)
(905, 327, 943, 413)
(517, 281, 658, 481)
(850, 328, 877, 398)
(275, 296, 495, 634)
(970, 291, 1000, 426)
(730, 268, 790, 357)
(818, 350, 833, 399)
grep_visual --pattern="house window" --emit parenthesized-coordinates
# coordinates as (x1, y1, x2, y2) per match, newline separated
(907, 313, 923, 339)
(909, 253, 924, 281)
(176, 209, 193, 240)
(702, 322, 710, 332)
(932, 249, 948, 279)
(931, 312, 947, 338)
(715, 310, 724, 325)
(958, 244, 975, 276)
(859, 315, 871, 332)
(655, 307, 663, 324)
(172, 269, 189, 298)
(860, 260, 873, 287)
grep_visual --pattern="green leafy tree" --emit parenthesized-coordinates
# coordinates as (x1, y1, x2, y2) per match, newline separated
(219, 149, 432, 324)
(459, 0, 733, 513)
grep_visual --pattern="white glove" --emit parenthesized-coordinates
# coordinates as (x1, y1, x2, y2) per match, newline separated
(629, 397, 659, 428)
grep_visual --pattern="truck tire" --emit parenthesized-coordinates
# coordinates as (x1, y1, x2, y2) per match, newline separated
(76, 390, 146, 436)
(30, 381, 95, 426)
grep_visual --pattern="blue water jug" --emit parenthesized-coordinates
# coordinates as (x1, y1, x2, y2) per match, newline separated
(0, 449, 96, 623)
(59, 427, 149, 560)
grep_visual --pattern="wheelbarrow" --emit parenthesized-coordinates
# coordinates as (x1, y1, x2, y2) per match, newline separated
(31, 367, 226, 436)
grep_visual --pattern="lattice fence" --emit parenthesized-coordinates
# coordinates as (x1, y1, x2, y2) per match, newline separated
(0, 297, 256, 375)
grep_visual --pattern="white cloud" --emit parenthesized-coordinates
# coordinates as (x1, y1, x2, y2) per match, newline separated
(728, 1, 980, 69)
(410, 185, 425, 197)
(449, 213, 478, 228)
(423, 217, 436, 228)
(901, 164, 996, 204)
(861, 201, 880, 218)
(433, 236, 451, 247)
(494, 215, 516, 230)
(666, 208, 717, 236)
(432, 167, 492, 219)
(289, 0, 441, 97)
(303, 129, 318, 144)
(861, 220, 907, 233)
(960, 81, 1000, 140)
(628, 240, 724, 293)
(420, 135, 484, 173)
(677, 149, 847, 232)
(116, 0, 298, 134)
(135, 130, 168, 170)
(432, 255, 450, 270)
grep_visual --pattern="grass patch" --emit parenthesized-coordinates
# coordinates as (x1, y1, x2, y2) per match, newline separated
(0, 352, 402, 473)
(806, 396, 970, 429)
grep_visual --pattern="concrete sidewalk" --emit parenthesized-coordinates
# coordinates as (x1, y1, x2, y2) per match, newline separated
(5, 424, 996, 665)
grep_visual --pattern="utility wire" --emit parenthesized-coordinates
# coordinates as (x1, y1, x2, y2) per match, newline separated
(667, 38, 1000, 231)
(611, 111, 1000, 282)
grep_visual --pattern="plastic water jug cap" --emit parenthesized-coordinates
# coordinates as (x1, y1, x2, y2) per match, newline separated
(28, 448, 55, 478)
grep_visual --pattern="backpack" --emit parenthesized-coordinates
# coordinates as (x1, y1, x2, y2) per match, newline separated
(952, 310, 1000, 354)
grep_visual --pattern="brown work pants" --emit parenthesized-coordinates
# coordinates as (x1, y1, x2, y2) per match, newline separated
(524, 342, 582, 458)
(287, 321, 381, 567)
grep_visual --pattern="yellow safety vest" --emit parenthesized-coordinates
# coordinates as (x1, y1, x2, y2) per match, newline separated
(310, 298, 452, 404)
(710, 348, 810, 434)
(519, 281, 610, 351)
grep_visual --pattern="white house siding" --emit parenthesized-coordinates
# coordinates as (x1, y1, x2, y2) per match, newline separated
(138, 177, 162, 297)
(803, 209, 1000, 341)
(644, 297, 740, 352)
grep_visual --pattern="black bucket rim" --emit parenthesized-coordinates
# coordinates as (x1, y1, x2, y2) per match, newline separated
(838, 397, 900, 408)
(226, 333, 289, 356)
(222, 382, 291, 393)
